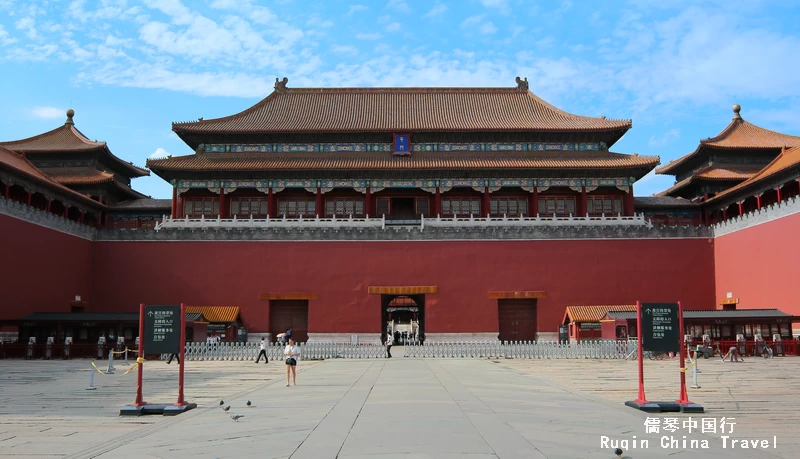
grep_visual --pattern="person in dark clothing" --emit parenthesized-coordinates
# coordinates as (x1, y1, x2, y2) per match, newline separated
(166, 353, 179, 364)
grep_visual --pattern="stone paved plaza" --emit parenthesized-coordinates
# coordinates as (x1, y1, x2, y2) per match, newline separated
(1, 350, 797, 458)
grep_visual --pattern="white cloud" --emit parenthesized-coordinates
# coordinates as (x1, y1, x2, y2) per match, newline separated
(424, 3, 447, 18)
(356, 32, 381, 40)
(648, 128, 681, 148)
(347, 4, 369, 15)
(385, 0, 410, 13)
(461, 15, 483, 29)
(149, 147, 172, 159)
(307, 15, 333, 28)
(15, 16, 37, 39)
(30, 106, 64, 119)
(386, 23, 401, 33)
(460, 15, 497, 35)
(478, 22, 497, 35)
(479, 0, 509, 14)
(613, 7, 800, 111)
(0, 24, 18, 45)
(331, 44, 358, 55)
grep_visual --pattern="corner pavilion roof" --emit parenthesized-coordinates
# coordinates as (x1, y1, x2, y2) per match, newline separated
(707, 145, 800, 205)
(655, 164, 762, 197)
(0, 146, 103, 208)
(172, 78, 632, 145)
(0, 110, 149, 178)
(657, 105, 800, 176)
(147, 150, 660, 173)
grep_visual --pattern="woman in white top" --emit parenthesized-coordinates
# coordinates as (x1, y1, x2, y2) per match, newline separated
(284, 338, 300, 386)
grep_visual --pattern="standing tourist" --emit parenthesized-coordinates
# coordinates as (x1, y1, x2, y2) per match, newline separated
(255, 337, 268, 364)
(284, 338, 300, 386)
(385, 333, 393, 358)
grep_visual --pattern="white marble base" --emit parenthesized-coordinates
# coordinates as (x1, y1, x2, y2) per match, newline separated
(307, 333, 382, 345)
(536, 332, 558, 341)
(424, 333, 499, 342)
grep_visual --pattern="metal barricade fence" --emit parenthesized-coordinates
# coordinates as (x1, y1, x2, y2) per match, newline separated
(176, 340, 638, 361)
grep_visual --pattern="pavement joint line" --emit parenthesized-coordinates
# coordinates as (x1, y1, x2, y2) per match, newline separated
(287, 360, 386, 459)
(64, 363, 318, 459)
(424, 360, 496, 456)
(427, 360, 548, 459)
(334, 361, 385, 459)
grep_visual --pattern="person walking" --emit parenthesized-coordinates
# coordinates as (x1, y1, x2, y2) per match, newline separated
(255, 337, 268, 363)
(385, 333, 393, 358)
(166, 352, 179, 364)
(284, 338, 300, 386)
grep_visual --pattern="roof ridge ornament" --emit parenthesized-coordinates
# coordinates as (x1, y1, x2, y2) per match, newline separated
(732, 104, 742, 120)
(275, 77, 289, 92)
(515, 76, 528, 91)
(65, 108, 75, 126)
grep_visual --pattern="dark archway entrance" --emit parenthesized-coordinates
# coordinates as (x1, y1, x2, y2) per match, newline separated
(498, 298, 537, 342)
(381, 294, 424, 344)
(269, 300, 309, 343)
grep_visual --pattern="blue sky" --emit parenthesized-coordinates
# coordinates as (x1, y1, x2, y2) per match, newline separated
(1, 0, 800, 199)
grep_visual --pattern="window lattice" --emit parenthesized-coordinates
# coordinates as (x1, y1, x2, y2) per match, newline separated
(325, 197, 365, 217)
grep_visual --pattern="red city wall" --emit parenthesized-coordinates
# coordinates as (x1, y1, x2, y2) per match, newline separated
(715, 212, 800, 316)
(91, 238, 716, 334)
(0, 214, 93, 320)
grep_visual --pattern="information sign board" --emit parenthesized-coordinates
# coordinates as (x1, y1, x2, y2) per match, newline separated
(641, 303, 679, 352)
(143, 305, 181, 354)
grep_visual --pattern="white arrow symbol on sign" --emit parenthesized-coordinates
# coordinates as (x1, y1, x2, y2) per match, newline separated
(645, 308, 652, 314)
(148, 311, 154, 317)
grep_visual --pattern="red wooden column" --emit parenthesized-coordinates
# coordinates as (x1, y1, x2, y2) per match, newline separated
(530, 187, 538, 217)
(737, 201, 744, 216)
(174, 191, 182, 218)
(63, 205, 69, 219)
(625, 185, 635, 216)
(776, 187, 783, 203)
(756, 194, 762, 210)
(3, 182, 9, 199)
(316, 187, 323, 218)
(26, 190, 32, 206)
(702, 207, 710, 226)
(434, 186, 441, 217)
(171, 188, 177, 217)
(79, 210, 85, 224)
(580, 186, 587, 217)
(365, 187, 371, 217)
(483, 187, 490, 218)
(46, 198, 52, 213)
(722, 208, 728, 221)
(218, 187, 225, 218)
(267, 186, 275, 217)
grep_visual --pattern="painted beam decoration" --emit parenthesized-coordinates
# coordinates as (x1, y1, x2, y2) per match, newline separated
(202, 141, 606, 153)
(174, 178, 636, 193)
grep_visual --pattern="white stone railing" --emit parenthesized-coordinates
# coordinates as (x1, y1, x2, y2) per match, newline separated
(154, 214, 386, 231)
(154, 212, 651, 231)
(420, 213, 650, 229)
(714, 196, 800, 237)
(0, 197, 97, 240)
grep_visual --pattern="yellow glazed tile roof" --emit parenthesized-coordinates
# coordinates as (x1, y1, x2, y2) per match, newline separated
(186, 306, 240, 323)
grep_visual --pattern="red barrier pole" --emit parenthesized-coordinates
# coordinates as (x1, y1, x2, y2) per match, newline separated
(133, 303, 146, 407)
(634, 300, 648, 404)
(176, 303, 187, 406)
(676, 301, 693, 404)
